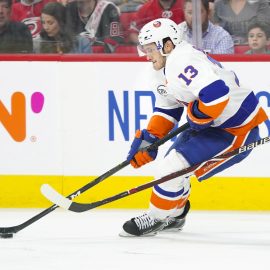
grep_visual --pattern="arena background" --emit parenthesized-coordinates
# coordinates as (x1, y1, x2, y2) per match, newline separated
(0, 54, 269, 210)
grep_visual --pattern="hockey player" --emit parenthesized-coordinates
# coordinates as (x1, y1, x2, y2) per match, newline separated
(120, 18, 268, 237)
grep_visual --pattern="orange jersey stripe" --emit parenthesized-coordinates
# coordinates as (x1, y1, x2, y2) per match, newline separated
(198, 98, 229, 119)
(225, 107, 268, 136)
(150, 191, 189, 210)
(187, 102, 213, 125)
(147, 115, 175, 139)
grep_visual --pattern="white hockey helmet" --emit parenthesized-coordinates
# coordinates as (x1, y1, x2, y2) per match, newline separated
(138, 18, 182, 56)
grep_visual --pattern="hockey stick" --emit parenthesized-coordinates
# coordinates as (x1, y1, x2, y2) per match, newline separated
(0, 122, 190, 237)
(41, 135, 270, 213)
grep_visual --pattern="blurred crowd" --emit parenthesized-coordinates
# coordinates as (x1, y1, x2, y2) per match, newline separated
(0, 0, 270, 54)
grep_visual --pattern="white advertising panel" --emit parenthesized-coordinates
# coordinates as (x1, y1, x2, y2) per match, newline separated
(0, 62, 63, 174)
(0, 61, 269, 177)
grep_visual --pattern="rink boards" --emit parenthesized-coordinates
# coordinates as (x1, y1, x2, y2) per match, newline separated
(0, 56, 269, 209)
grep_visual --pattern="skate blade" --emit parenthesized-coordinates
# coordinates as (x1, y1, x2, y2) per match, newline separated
(119, 230, 157, 237)
(159, 227, 184, 233)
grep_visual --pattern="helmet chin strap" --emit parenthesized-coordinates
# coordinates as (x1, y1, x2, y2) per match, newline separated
(160, 49, 171, 57)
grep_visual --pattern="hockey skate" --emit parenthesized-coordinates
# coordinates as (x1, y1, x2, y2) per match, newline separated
(119, 212, 166, 237)
(119, 201, 190, 237)
(161, 200, 190, 233)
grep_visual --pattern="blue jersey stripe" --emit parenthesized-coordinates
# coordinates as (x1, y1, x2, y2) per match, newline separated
(154, 185, 184, 198)
(154, 107, 184, 122)
(199, 80, 229, 103)
(219, 92, 258, 128)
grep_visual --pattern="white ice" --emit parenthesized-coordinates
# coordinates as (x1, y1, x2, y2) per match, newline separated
(0, 209, 270, 270)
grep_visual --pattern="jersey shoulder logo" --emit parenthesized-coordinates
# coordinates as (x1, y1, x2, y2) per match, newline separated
(157, 84, 168, 96)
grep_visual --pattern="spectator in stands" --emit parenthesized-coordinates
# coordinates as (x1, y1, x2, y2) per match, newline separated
(179, 0, 234, 54)
(33, 2, 91, 53)
(0, 0, 33, 53)
(11, 0, 55, 38)
(245, 21, 270, 54)
(213, 0, 270, 44)
(127, 0, 185, 44)
(65, 0, 123, 53)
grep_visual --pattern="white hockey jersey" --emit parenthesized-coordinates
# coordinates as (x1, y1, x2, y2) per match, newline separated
(147, 41, 267, 138)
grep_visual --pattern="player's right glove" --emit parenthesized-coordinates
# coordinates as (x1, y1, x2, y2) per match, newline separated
(127, 129, 159, 168)
(187, 100, 213, 131)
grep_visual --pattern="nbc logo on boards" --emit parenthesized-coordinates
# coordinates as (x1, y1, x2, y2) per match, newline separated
(0, 91, 44, 142)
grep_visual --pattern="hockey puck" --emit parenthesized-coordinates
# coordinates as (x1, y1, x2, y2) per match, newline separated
(0, 233, 13, 239)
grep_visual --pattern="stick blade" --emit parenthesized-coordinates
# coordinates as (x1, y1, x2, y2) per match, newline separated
(41, 184, 72, 210)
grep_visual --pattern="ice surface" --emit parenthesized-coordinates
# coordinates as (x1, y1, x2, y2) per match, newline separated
(0, 209, 270, 270)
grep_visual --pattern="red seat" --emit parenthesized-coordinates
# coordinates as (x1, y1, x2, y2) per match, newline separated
(234, 45, 249, 54)
(92, 45, 105, 53)
(114, 45, 137, 54)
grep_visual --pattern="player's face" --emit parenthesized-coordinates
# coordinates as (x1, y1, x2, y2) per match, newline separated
(0, 1, 11, 28)
(41, 13, 61, 37)
(248, 27, 269, 53)
(142, 43, 166, 70)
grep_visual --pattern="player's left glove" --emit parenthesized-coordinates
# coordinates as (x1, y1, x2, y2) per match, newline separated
(187, 100, 214, 131)
(127, 129, 159, 168)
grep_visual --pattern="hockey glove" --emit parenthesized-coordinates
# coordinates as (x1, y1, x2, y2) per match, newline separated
(127, 129, 159, 168)
(187, 100, 214, 131)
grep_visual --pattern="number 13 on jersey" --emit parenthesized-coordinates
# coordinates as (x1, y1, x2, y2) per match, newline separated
(178, 65, 198, 86)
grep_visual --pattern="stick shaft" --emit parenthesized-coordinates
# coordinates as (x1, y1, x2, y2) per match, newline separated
(62, 122, 190, 199)
(68, 135, 270, 212)
(0, 123, 189, 234)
